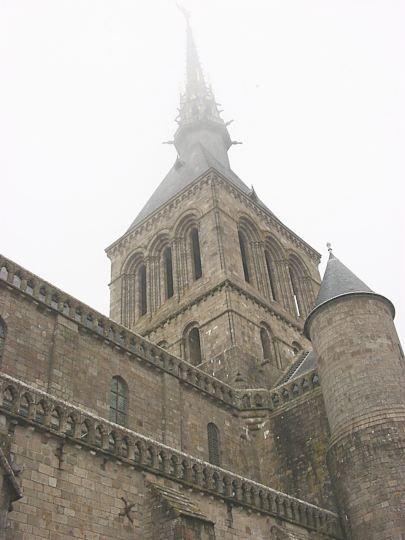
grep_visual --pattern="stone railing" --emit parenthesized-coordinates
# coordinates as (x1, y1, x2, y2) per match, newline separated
(236, 370, 320, 412)
(0, 255, 236, 407)
(0, 255, 321, 414)
(0, 373, 342, 538)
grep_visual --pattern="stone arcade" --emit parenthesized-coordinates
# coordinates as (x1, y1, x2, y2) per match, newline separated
(0, 13, 404, 540)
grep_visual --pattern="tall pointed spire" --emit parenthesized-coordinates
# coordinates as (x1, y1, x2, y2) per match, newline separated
(174, 8, 232, 166)
(125, 7, 249, 231)
(183, 8, 206, 100)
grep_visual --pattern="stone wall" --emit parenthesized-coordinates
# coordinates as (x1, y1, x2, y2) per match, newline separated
(0, 393, 342, 539)
(267, 390, 336, 512)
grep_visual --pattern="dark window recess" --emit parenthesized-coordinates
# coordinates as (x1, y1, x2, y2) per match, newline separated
(0, 319, 5, 357)
(260, 327, 272, 360)
(138, 264, 147, 315)
(188, 327, 202, 366)
(207, 422, 220, 466)
(191, 228, 202, 280)
(265, 250, 277, 301)
(110, 376, 127, 427)
(164, 247, 174, 299)
(238, 231, 250, 282)
(289, 268, 301, 317)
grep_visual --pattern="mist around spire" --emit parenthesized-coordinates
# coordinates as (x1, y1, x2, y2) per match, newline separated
(175, 7, 225, 130)
(126, 6, 249, 231)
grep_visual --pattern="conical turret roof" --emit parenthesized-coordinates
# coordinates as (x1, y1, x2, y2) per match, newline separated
(304, 248, 395, 337)
(314, 250, 374, 308)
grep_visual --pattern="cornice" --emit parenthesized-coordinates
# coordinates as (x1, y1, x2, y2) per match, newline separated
(141, 277, 306, 337)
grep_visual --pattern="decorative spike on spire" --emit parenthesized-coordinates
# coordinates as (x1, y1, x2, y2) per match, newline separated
(176, 6, 224, 128)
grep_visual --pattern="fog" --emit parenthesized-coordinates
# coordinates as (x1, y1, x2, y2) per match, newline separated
(1, 1, 404, 343)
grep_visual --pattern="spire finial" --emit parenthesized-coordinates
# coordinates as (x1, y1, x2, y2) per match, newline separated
(326, 242, 335, 259)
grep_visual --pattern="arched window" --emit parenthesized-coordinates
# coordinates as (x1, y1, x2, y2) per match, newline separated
(163, 247, 174, 299)
(0, 318, 6, 358)
(138, 264, 147, 316)
(186, 326, 202, 366)
(190, 228, 202, 280)
(0, 266, 8, 280)
(110, 376, 127, 427)
(260, 327, 272, 361)
(238, 230, 250, 282)
(288, 255, 314, 319)
(207, 423, 220, 466)
(264, 250, 277, 301)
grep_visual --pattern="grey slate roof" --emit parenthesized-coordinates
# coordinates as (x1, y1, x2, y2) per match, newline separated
(313, 252, 373, 309)
(276, 350, 317, 385)
(149, 481, 213, 523)
(304, 250, 395, 338)
(128, 142, 264, 231)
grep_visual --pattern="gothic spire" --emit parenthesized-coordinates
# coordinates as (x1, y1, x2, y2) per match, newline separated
(125, 7, 247, 231)
(175, 7, 231, 158)
(183, 7, 206, 101)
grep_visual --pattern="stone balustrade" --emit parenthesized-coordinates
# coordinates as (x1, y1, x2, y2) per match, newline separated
(0, 255, 320, 415)
(0, 372, 341, 538)
(0, 255, 236, 406)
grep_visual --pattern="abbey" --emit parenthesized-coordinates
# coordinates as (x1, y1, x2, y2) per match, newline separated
(0, 14, 404, 540)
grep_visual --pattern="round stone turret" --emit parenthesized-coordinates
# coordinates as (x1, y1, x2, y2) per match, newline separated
(305, 250, 405, 539)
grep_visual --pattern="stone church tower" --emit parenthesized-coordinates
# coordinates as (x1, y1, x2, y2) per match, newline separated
(106, 15, 320, 388)
(0, 9, 404, 540)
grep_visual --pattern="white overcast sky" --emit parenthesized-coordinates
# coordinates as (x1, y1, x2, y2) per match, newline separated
(1, 1, 404, 344)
